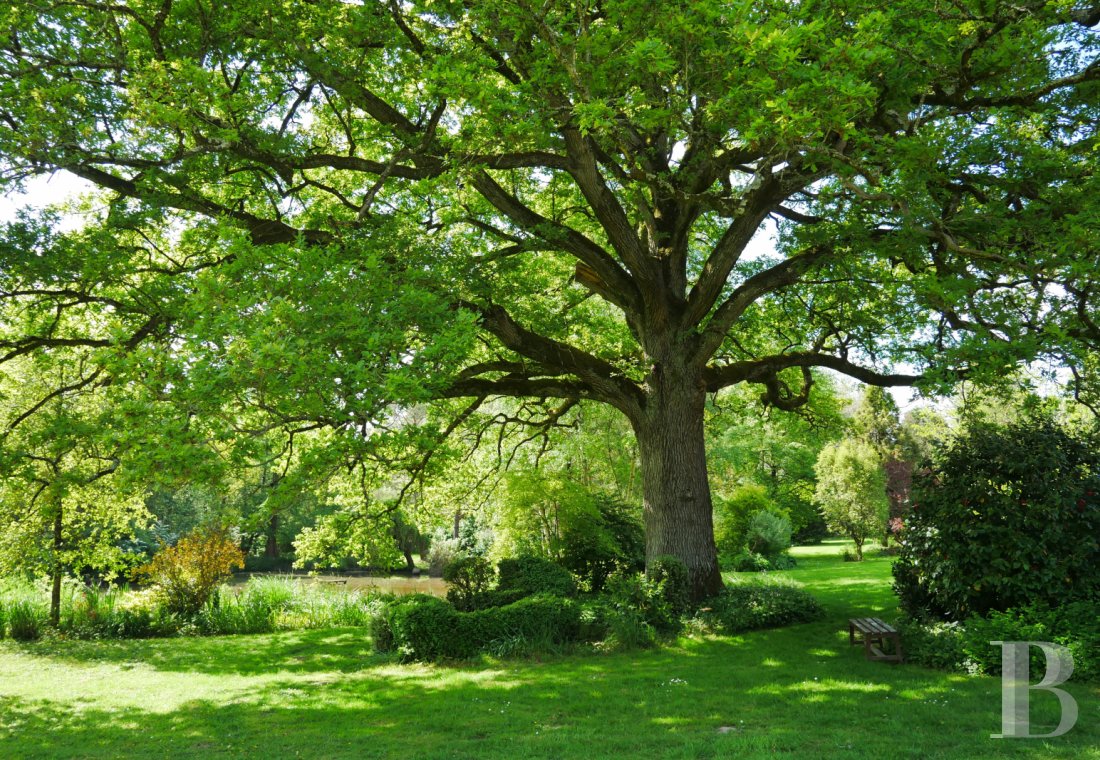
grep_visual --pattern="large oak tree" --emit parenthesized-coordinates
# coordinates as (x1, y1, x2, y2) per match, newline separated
(1, 0, 1097, 597)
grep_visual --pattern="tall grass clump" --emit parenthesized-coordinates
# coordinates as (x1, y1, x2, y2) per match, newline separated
(7, 599, 46, 641)
(0, 579, 47, 641)
(63, 586, 123, 639)
(200, 576, 380, 634)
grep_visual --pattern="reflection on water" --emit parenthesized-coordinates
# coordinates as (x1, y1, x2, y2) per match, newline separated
(234, 573, 448, 597)
(334, 576, 448, 597)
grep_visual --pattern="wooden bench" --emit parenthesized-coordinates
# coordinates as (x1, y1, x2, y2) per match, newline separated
(848, 617, 904, 663)
(316, 578, 348, 587)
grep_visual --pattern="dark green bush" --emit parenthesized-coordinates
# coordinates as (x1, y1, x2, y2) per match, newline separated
(497, 556, 576, 598)
(388, 595, 462, 660)
(729, 551, 771, 572)
(715, 485, 779, 559)
(897, 602, 1099, 682)
(605, 571, 680, 633)
(893, 416, 1100, 620)
(959, 602, 1099, 682)
(648, 555, 691, 616)
(560, 496, 645, 592)
(443, 554, 496, 611)
(387, 593, 582, 661)
(892, 617, 967, 672)
(477, 594, 581, 650)
(697, 579, 823, 634)
(476, 587, 528, 609)
(364, 594, 399, 652)
(577, 598, 611, 642)
(369, 593, 435, 653)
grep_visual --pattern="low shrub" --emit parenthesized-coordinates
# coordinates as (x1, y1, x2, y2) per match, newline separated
(384, 594, 459, 658)
(366, 593, 400, 652)
(605, 571, 679, 633)
(476, 588, 528, 609)
(959, 602, 1099, 681)
(603, 606, 658, 650)
(577, 598, 611, 642)
(647, 555, 691, 617)
(892, 616, 967, 672)
(728, 551, 771, 572)
(65, 587, 179, 639)
(896, 601, 1099, 682)
(387, 593, 582, 662)
(697, 578, 823, 634)
(7, 599, 45, 641)
(114, 601, 180, 638)
(727, 551, 796, 572)
(497, 556, 576, 598)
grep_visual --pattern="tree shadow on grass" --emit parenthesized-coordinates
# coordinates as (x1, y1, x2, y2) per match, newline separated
(12, 628, 385, 676)
(2, 640, 1097, 760)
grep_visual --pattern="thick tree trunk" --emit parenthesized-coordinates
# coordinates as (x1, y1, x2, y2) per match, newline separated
(634, 368, 723, 602)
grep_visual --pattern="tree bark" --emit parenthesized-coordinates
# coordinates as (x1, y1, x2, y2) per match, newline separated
(264, 512, 280, 558)
(634, 366, 723, 601)
(49, 506, 62, 627)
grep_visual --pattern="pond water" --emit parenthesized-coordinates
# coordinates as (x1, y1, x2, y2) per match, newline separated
(233, 573, 448, 597)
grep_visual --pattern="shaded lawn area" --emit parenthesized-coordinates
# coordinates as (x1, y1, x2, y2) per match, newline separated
(1, 540, 1096, 759)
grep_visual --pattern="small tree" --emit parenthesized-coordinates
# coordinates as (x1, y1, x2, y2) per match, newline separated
(813, 440, 888, 561)
(714, 484, 780, 560)
(744, 510, 792, 558)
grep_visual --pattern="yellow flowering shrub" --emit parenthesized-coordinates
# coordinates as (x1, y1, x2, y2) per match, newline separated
(138, 527, 245, 616)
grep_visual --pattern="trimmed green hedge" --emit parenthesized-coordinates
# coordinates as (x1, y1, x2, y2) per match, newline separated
(383, 593, 582, 661)
(497, 557, 576, 598)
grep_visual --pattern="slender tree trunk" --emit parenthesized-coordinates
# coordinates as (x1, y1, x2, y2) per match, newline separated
(50, 506, 62, 627)
(264, 512, 280, 558)
(634, 366, 723, 602)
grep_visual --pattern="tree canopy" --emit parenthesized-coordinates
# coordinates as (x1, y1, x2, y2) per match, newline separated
(1, 0, 1097, 596)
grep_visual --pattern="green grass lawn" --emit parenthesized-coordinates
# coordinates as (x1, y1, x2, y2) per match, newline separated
(1, 540, 1096, 759)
